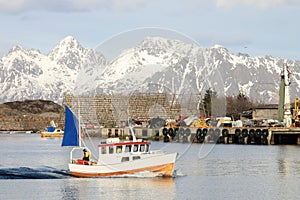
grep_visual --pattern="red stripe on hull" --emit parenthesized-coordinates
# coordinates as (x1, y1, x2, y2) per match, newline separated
(70, 163, 175, 178)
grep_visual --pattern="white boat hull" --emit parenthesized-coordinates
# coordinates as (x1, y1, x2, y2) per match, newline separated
(69, 152, 177, 177)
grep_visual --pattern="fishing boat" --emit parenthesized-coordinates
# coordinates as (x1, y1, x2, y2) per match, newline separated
(41, 120, 64, 137)
(62, 106, 178, 177)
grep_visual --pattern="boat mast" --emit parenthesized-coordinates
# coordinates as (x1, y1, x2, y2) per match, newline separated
(130, 126, 137, 141)
(78, 99, 82, 147)
(127, 94, 137, 141)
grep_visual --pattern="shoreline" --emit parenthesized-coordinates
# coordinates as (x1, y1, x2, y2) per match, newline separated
(0, 131, 38, 134)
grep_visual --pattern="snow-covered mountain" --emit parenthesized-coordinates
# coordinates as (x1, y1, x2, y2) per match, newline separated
(0, 36, 106, 103)
(0, 36, 299, 104)
(94, 37, 300, 104)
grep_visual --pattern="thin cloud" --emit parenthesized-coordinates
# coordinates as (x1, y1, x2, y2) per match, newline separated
(0, 0, 146, 13)
(216, 0, 300, 8)
(0, 0, 31, 13)
(72, 0, 146, 11)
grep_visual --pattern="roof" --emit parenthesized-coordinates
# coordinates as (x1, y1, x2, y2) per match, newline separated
(255, 104, 278, 109)
(98, 141, 150, 147)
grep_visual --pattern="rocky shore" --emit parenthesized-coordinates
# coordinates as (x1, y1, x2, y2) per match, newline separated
(0, 100, 64, 132)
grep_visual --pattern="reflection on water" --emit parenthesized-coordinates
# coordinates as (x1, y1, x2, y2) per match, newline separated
(278, 158, 289, 175)
(61, 180, 80, 200)
(1, 134, 300, 200)
(58, 177, 175, 200)
(277, 145, 300, 177)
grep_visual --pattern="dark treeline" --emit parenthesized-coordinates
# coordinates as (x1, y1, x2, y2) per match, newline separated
(200, 88, 253, 120)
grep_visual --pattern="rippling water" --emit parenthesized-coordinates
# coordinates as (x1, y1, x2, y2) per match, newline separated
(1, 134, 300, 199)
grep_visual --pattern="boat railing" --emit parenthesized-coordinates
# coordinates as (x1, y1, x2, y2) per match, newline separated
(70, 146, 92, 162)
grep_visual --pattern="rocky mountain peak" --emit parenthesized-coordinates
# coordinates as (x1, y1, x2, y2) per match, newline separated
(137, 36, 196, 55)
(48, 36, 91, 71)
(53, 36, 82, 51)
(0, 35, 107, 103)
(48, 36, 82, 56)
(0, 36, 299, 105)
(10, 45, 24, 52)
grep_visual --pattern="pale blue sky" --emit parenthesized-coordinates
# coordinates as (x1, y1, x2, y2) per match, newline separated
(0, 0, 299, 60)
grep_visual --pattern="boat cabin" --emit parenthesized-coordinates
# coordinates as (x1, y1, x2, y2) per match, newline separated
(97, 138, 150, 164)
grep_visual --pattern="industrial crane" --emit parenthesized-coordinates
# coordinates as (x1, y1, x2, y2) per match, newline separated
(278, 63, 292, 127)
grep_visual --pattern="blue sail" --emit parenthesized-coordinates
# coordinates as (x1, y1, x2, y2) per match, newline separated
(61, 106, 79, 147)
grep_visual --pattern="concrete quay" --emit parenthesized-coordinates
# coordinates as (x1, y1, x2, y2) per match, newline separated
(97, 127, 300, 145)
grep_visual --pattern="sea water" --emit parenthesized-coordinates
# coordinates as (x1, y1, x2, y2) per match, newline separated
(1, 134, 300, 199)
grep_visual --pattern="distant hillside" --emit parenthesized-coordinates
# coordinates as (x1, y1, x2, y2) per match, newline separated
(4, 99, 63, 114)
(0, 100, 64, 131)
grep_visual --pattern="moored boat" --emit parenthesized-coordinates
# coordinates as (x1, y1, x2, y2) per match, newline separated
(62, 106, 178, 177)
(41, 120, 64, 137)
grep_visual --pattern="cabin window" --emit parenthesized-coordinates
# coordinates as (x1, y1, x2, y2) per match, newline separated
(145, 144, 149, 152)
(125, 145, 131, 152)
(133, 145, 138, 152)
(109, 146, 114, 154)
(116, 146, 122, 154)
(133, 156, 141, 160)
(101, 147, 106, 154)
(140, 144, 145, 152)
(121, 157, 129, 162)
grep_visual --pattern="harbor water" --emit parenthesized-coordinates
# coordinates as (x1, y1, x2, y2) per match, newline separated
(1, 134, 300, 199)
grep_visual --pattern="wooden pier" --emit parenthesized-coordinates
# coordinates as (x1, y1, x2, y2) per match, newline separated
(270, 128, 300, 145)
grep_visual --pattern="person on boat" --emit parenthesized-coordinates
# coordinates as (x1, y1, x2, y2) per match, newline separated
(117, 146, 122, 153)
(82, 149, 90, 161)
